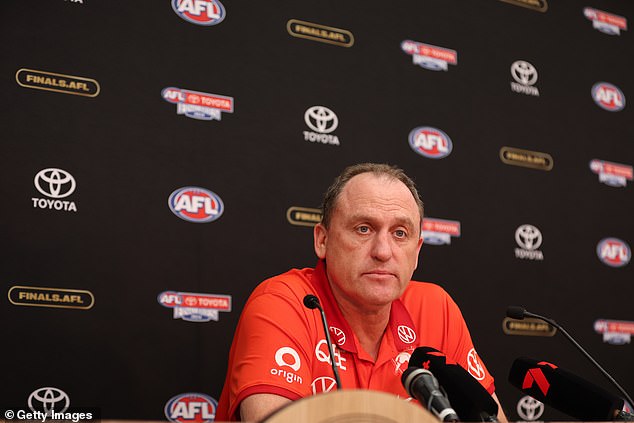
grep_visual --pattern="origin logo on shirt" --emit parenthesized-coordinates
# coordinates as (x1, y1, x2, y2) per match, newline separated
(164, 393, 217, 423)
(271, 347, 303, 385)
(172, 0, 225, 26)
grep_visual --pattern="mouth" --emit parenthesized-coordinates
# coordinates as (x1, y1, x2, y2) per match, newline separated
(363, 270, 397, 279)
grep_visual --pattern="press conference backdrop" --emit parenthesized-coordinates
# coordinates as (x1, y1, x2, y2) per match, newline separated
(1, 0, 632, 421)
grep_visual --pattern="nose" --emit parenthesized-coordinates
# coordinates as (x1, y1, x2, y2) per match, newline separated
(371, 230, 393, 262)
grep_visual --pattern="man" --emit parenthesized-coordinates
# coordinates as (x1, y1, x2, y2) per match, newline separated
(216, 163, 508, 422)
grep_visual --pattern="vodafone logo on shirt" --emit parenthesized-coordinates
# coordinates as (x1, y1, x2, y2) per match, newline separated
(271, 347, 303, 385)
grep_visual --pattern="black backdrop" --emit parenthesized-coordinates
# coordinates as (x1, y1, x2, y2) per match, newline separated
(2, 0, 633, 421)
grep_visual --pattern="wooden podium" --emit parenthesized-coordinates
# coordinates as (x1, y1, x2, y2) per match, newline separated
(263, 389, 437, 423)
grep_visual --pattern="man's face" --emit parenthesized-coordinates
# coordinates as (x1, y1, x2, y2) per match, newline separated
(314, 173, 423, 310)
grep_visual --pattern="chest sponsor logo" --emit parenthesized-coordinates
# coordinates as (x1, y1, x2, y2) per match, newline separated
(510, 60, 540, 97)
(330, 326, 346, 346)
(423, 218, 461, 245)
(397, 325, 417, 344)
(592, 82, 625, 112)
(272, 347, 303, 385)
(311, 376, 337, 394)
(590, 159, 633, 187)
(392, 352, 411, 375)
(28, 387, 70, 415)
(315, 339, 347, 370)
(409, 127, 452, 159)
(401, 40, 457, 71)
(467, 348, 486, 380)
(164, 393, 217, 423)
(9, 286, 94, 310)
(515, 224, 544, 261)
(162, 87, 233, 121)
(32, 168, 78, 213)
(168, 187, 224, 223)
(158, 291, 231, 322)
(172, 0, 225, 26)
(499, 0, 547, 12)
(286, 206, 322, 227)
(584, 8, 627, 35)
(303, 106, 340, 146)
(16, 68, 99, 97)
(287, 19, 354, 47)
(594, 319, 634, 345)
(517, 396, 545, 421)
(596, 238, 630, 268)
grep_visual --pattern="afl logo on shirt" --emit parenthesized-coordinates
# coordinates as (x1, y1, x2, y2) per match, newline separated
(467, 348, 486, 380)
(271, 347, 303, 385)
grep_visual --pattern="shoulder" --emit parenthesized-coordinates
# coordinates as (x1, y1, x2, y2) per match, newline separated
(247, 267, 316, 306)
(401, 280, 451, 301)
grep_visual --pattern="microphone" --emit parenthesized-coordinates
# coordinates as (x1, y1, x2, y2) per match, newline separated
(402, 367, 459, 422)
(509, 357, 630, 421)
(409, 347, 498, 422)
(506, 306, 633, 408)
(303, 294, 342, 390)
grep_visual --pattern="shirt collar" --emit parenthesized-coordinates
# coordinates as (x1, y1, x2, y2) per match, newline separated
(309, 260, 419, 354)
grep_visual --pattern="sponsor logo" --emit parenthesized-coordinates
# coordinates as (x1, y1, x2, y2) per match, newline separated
(503, 317, 556, 337)
(592, 82, 625, 112)
(28, 387, 70, 416)
(397, 325, 417, 344)
(510, 60, 540, 97)
(168, 187, 224, 223)
(467, 348, 486, 380)
(500, 146, 553, 171)
(171, 0, 225, 26)
(522, 363, 556, 395)
(594, 319, 634, 345)
(499, 0, 547, 12)
(315, 339, 347, 370)
(162, 87, 233, 121)
(584, 8, 627, 35)
(517, 396, 545, 421)
(303, 106, 340, 146)
(597, 238, 630, 268)
(287, 19, 354, 47)
(272, 347, 303, 385)
(32, 168, 78, 212)
(423, 218, 461, 245)
(311, 376, 337, 394)
(401, 40, 458, 71)
(286, 206, 322, 227)
(8, 286, 94, 310)
(515, 224, 544, 261)
(590, 159, 633, 187)
(65, 0, 84, 4)
(158, 291, 231, 322)
(392, 352, 411, 375)
(408, 127, 453, 159)
(164, 393, 217, 423)
(330, 326, 346, 346)
(16, 69, 99, 97)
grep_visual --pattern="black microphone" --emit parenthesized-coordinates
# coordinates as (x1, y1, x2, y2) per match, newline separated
(303, 294, 342, 390)
(402, 367, 459, 422)
(509, 357, 629, 421)
(409, 347, 498, 422)
(506, 306, 633, 408)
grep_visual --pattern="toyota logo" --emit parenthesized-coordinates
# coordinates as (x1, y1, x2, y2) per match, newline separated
(511, 61, 538, 86)
(28, 387, 70, 416)
(515, 225, 543, 250)
(34, 168, 76, 199)
(304, 106, 338, 134)
(517, 395, 544, 421)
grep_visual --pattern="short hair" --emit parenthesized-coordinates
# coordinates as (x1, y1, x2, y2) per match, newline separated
(320, 163, 424, 229)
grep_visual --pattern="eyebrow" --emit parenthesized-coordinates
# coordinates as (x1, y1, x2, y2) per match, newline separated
(347, 213, 417, 230)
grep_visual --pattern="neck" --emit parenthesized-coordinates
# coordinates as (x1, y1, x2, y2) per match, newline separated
(335, 297, 391, 361)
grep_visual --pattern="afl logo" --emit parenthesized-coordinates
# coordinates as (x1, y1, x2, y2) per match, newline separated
(164, 393, 217, 423)
(408, 127, 453, 159)
(597, 238, 631, 268)
(592, 82, 625, 112)
(172, 0, 226, 26)
(168, 187, 224, 223)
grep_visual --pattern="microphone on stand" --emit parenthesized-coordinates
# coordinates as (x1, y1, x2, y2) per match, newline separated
(303, 294, 342, 390)
(402, 367, 459, 422)
(506, 305, 633, 409)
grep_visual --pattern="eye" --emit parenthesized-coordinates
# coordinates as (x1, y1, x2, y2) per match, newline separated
(394, 229, 407, 238)
(357, 225, 370, 234)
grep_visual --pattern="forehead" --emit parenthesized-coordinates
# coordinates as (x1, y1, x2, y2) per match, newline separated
(334, 173, 420, 222)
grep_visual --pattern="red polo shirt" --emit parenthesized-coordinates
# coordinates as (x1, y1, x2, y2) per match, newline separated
(216, 261, 495, 421)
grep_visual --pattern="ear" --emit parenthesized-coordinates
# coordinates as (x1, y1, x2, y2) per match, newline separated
(313, 223, 328, 259)
(413, 231, 424, 270)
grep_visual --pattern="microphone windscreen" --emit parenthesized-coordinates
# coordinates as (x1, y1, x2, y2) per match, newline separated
(303, 294, 319, 310)
(409, 347, 498, 421)
(508, 357, 624, 421)
(506, 306, 526, 320)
